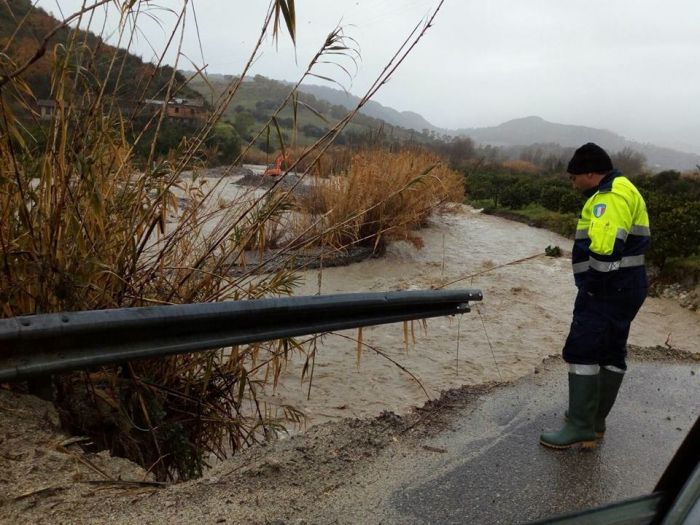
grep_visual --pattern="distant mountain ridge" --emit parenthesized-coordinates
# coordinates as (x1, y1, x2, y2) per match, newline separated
(296, 82, 699, 171)
(457, 116, 624, 150)
(456, 116, 700, 171)
(296, 83, 441, 133)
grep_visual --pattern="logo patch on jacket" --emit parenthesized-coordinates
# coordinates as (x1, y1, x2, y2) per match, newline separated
(593, 203, 607, 218)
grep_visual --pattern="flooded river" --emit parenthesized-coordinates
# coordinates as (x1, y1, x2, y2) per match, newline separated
(186, 174, 699, 429)
(258, 202, 700, 428)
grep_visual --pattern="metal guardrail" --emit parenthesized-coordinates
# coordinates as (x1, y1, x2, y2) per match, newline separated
(0, 289, 482, 382)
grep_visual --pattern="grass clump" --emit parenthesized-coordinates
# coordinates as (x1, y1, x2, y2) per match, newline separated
(297, 149, 464, 254)
(480, 203, 577, 239)
(657, 255, 700, 285)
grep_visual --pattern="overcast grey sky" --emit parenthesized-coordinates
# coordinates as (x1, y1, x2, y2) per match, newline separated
(39, 1, 700, 153)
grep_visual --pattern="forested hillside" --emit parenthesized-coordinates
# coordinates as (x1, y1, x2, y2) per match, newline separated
(187, 73, 439, 150)
(205, 70, 700, 171)
(0, 0, 198, 100)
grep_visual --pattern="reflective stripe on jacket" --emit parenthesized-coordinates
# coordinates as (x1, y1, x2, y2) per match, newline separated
(572, 170, 650, 292)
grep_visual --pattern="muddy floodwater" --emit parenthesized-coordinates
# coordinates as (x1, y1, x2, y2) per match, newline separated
(181, 175, 699, 429)
(254, 202, 700, 428)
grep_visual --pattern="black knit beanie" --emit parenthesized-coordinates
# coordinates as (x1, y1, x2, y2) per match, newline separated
(567, 142, 613, 174)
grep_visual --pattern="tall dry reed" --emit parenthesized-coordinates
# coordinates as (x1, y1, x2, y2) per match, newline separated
(0, 0, 450, 481)
(296, 149, 464, 253)
(0, 0, 308, 481)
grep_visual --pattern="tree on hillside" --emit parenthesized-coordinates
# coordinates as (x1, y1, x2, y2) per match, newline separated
(540, 186, 567, 211)
(234, 111, 255, 140)
(207, 122, 241, 164)
(445, 137, 476, 168)
(612, 147, 646, 176)
(514, 143, 573, 173)
(559, 191, 583, 214)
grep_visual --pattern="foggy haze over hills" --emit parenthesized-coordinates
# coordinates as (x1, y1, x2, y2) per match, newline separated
(455, 116, 700, 171)
(294, 82, 700, 171)
(39, 1, 700, 163)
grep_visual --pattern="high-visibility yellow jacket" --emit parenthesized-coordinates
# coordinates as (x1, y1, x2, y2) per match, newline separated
(572, 170, 650, 293)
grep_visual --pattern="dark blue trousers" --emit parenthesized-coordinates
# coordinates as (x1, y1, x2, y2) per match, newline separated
(562, 287, 647, 370)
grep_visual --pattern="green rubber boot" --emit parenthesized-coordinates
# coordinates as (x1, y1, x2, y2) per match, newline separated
(541, 372, 598, 449)
(594, 367, 624, 437)
(565, 367, 624, 438)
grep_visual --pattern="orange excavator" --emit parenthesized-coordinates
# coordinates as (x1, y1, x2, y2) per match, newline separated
(263, 152, 287, 176)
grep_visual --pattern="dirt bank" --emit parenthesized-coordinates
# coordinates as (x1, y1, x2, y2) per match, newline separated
(0, 379, 491, 524)
(1, 347, 697, 524)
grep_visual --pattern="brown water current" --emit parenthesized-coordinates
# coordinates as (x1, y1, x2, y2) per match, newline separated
(174, 175, 698, 430)
(260, 205, 700, 428)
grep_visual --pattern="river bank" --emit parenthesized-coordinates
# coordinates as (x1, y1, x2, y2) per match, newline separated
(480, 205, 700, 311)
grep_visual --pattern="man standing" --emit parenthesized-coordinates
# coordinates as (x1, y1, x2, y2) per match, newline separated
(540, 143, 650, 449)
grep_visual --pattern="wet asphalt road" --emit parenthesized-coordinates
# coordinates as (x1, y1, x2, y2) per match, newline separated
(389, 358, 699, 524)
